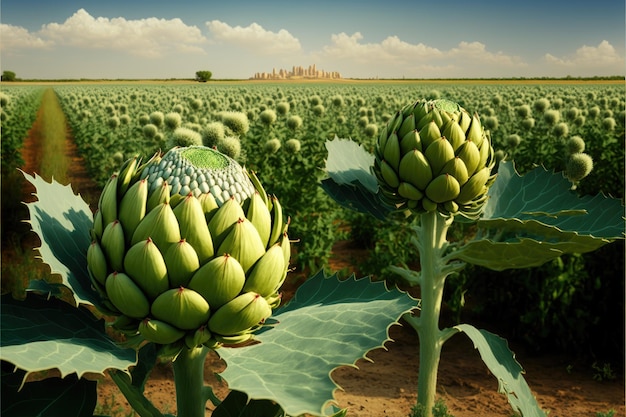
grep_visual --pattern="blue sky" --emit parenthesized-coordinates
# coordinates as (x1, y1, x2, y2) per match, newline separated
(1, 0, 624, 79)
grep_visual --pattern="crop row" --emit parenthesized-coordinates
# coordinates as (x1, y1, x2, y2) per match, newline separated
(0, 86, 44, 174)
(3, 81, 625, 358)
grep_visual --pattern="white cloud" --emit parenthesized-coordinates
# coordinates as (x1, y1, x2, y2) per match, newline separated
(316, 33, 526, 77)
(544, 40, 624, 71)
(206, 20, 301, 55)
(448, 41, 525, 67)
(0, 23, 53, 52)
(38, 8, 207, 58)
(321, 32, 443, 63)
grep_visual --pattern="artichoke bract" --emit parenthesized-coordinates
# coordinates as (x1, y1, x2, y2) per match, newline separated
(373, 99, 497, 219)
(87, 146, 290, 350)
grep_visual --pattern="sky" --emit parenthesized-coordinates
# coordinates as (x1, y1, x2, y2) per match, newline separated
(1, 0, 624, 80)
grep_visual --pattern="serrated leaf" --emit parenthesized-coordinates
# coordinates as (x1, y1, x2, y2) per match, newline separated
(212, 391, 348, 417)
(1, 362, 97, 417)
(454, 324, 547, 417)
(452, 238, 563, 270)
(321, 138, 392, 220)
(320, 178, 392, 221)
(26, 279, 65, 298)
(483, 162, 624, 238)
(0, 294, 136, 381)
(325, 137, 378, 193)
(218, 270, 416, 416)
(456, 162, 625, 270)
(22, 171, 99, 307)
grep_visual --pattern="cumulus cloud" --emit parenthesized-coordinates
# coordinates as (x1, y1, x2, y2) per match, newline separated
(206, 20, 301, 55)
(544, 40, 624, 69)
(316, 32, 526, 77)
(0, 23, 53, 52)
(322, 32, 443, 63)
(448, 41, 525, 66)
(38, 8, 207, 58)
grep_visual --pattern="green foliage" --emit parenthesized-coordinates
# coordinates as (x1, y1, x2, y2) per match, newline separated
(456, 161, 624, 270)
(23, 171, 97, 306)
(591, 362, 616, 382)
(0, 86, 47, 277)
(0, 86, 43, 174)
(1, 293, 137, 377)
(2, 70, 17, 81)
(410, 399, 455, 417)
(464, 242, 625, 359)
(195, 70, 212, 82)
(454, 325, 546, 416)
(219, 270, 415, 416)
(322, 101, 623, 416)
(29, 81, 625, 362)
(347, 212, 418, 283)
(2, 174, 415, 416)
(1, 362, 97, 417)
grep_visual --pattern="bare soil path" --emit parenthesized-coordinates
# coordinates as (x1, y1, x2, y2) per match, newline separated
(1, 87, 100, 295)
(18, 87, 101, 206)
(3, 90, 624, 416)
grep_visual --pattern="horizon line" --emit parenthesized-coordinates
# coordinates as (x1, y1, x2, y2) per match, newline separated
(3, 75, 625, 83)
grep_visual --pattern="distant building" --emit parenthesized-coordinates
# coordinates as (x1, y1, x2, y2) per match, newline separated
(252, 64, 341, 80)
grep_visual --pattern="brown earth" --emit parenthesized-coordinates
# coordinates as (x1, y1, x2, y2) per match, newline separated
(92, 296, 626, 417)
(4, 95, 625, 417)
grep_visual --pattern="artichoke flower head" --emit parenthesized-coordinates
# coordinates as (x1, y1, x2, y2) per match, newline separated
(87, 146, 290, 351)
(373, 98, 497, 220)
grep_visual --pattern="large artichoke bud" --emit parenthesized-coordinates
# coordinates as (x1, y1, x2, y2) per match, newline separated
(87, 146, 290, 350)
(373, 98, 497, 219)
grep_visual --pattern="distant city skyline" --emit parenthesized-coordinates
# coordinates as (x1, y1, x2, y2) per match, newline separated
(1, 0, 624, 80)
(251, 64, 341, 80)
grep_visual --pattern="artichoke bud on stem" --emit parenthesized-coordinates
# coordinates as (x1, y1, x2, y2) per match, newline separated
(87, 146, 290, 356)
(373, 98, 497, 220)
(373, 99, 499, 417)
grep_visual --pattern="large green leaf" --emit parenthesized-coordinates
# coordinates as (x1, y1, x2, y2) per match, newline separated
(456, 162, 625, 270)
(454, 324, 546, 417)
(213, 390, 348, 417)
(218, 270, 416, 416)
(324, 137, 378, 194)
(22, 171, 98, 306)
(320, 137, 392, 220)
(1, 362, 97, 417)
(0, 293, 136, 381)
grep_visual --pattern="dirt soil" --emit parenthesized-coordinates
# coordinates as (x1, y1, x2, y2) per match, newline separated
(93, 305, 626, 417)
(5, 96, 625, 417)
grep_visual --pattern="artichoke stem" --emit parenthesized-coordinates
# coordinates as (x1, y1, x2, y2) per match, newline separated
(172, 346, 210, 417)
(412, 211, 455, 417)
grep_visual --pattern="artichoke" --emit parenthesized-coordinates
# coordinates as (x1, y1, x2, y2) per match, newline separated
(87, 146, 290, 350)
(373, 98, 497, 219)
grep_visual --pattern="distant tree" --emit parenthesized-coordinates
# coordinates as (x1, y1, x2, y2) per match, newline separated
(195, 71, 212, 82)
(2, 71, 16, 81)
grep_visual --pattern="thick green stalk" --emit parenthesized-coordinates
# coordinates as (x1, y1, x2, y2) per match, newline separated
(413, 211, 453, 417)
(172, 346, 209, 417)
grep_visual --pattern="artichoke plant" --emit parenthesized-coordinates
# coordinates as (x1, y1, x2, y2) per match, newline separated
(87, 145, 290, 351)
(370, 98, 499, 415)
(373, 98, 497, 219)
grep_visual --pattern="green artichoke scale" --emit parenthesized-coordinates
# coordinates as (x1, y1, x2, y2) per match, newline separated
(373, 98, 497, 219)
(87, 146, 290, 350)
